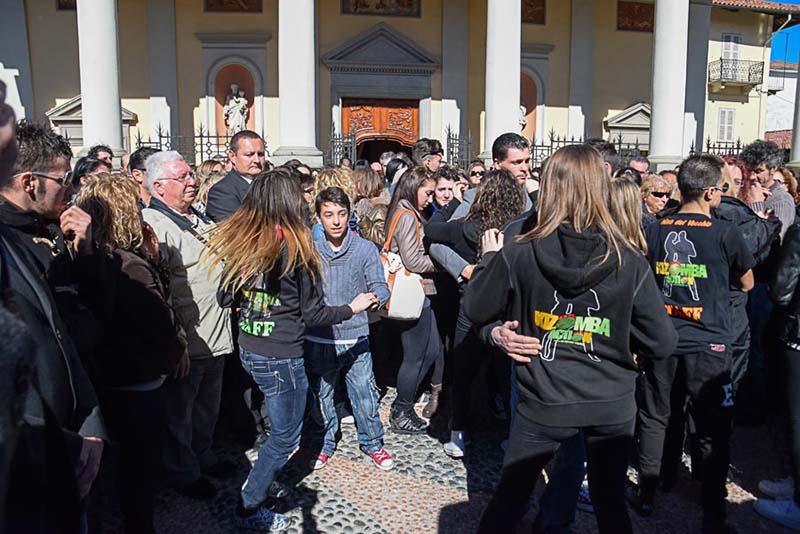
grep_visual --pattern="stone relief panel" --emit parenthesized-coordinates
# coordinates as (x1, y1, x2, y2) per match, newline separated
(205, 0, 262, 13)
(617, 1, 654, 33)
(522, 0, 545, 25)
(341, 0, 421, 17)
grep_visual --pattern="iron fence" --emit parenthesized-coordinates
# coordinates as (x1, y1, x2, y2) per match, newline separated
(708, 58, 764, 85)
(445, 126, 473, 169)
(325, 125, 356, 166)
(529, 131, 644, 167)
(135, 125, 269, 166)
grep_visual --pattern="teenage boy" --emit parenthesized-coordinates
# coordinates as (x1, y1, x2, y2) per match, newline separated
(636, 154, 755, 534)
(305, 187, 394, 471)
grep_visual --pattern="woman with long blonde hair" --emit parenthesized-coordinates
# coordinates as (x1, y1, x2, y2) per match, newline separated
(464, 144, 677, 534)
(610, 177, 648, 253)
(75, 174, 184, 534)
(205, 167, 376, 531)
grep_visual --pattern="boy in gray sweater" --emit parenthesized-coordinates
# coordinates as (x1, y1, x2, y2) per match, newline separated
(305, 187, 394, 471)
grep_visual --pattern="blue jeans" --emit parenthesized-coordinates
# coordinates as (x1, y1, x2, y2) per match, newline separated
(305, 338, 384, 455)
(536, 432, 587, 533)
(239, 349, 308, 509)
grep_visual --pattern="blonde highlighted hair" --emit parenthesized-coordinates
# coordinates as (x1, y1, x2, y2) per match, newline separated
(610, 177, 647, 254)
(523, 144, 636, 263)
(312, 167, 356, 205)
(205, 168, 320, 293)
(75, 173, 144, 253)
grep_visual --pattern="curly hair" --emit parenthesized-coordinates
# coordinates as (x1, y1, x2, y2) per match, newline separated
(465, 168, 524, 250)
(8, 120, 72, 186)
(312, 166, 356, 205)
(739, 140, 785, 170)
(75, 174, 144, 253)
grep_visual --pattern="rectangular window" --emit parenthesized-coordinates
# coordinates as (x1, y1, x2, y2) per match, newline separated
(717, 108, 735, 142)
(721, 33, 742, 60)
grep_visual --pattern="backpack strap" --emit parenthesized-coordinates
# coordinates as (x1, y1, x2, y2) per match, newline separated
(381, 208, 421, 253)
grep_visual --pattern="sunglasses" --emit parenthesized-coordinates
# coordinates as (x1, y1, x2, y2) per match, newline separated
(709, 182, 730, 194)
(470, 170, 485, 177)
(29, 170, 73, 187)
(649, 191, 670, 199)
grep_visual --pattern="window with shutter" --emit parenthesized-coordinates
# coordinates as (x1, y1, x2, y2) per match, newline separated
(722, 34, 742, 60)
(717, 108, 735, 142)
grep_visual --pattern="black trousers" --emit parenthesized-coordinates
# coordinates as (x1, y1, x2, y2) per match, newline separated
(785, 346, 800, 504)
(637, 352, 734, 521)
(392, 305, 442, 407)
(103, 387, 165, 534)
(450, 304, 484, 430)
(478, 414, 634, 534)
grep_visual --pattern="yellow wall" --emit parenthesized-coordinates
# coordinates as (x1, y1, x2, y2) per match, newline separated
(316, 0, 443, 152)
(704, 8, 771, 145)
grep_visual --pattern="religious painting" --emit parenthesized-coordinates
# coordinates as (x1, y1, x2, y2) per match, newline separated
(57, 0, 76, 10)
(522, 0, 545, 25)
(617, 1, 654, 33)
(341, 0, 421, 17)
(205, 0, 262, 13)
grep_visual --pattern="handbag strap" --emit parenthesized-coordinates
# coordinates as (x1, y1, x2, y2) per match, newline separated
(381, 208, 421, 254)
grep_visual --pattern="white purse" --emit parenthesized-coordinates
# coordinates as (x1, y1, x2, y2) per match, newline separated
(379, 210, 425, 321)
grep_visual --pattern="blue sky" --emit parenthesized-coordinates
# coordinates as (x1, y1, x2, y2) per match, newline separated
(772, 0, 800, 62)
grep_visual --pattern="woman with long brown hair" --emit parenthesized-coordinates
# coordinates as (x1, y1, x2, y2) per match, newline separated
(464, 145, 676, 534)
(76, 174, 185, 534)
(205, 167, 375, 532)
(384, 166, 442, 433)
(425, 168, 525, 457)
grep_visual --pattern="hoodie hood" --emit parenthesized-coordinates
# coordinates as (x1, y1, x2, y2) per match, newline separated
(533, 225, 618, 298)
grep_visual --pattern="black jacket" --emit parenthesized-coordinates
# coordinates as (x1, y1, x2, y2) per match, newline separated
(424, 199, 479, 263)
(218, 248, 353, 359)
(714, 196, 781, 282)
(205, 170, 251, 222)
(770, 222, 800, 344)
(464, 225, 677, 427)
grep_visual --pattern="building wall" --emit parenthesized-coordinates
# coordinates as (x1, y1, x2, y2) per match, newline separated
(767, 68, 797, 132)
(704, 8, 771, 146)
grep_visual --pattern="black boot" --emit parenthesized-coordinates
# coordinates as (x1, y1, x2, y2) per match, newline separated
(390, 402, 429, 434)
(631, 476, 658, 517)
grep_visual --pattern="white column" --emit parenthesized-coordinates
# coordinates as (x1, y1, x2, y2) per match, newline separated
(442, 0, 469, 150)
(789, 61, 800, 168)
(683, 1, 711, 154)
(649, 0, 690, 170)
(480, 0, 521, 161)
(273, 0, 322, 166)
(147, 0, 179, 137)
(567, 0, 594, 139)
(76, 0, 124, 156)
(1, 1, 33, 119)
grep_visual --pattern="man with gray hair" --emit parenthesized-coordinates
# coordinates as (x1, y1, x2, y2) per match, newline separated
(142, 151, 235, 499)
(379, 151, 396, 178)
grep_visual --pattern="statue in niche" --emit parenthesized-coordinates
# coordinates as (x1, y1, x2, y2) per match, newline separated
(223, 82, 248, 135)
(519, 105, 528, 131)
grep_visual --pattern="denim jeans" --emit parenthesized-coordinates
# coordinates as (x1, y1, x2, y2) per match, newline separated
(305, 337, 384, 455)
(535, 432, 587, 533)
(239, 349, 308, 509)
(163, 356, 224, 485)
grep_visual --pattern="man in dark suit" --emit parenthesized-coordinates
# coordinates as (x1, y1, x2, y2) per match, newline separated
(205, 130, 266, 222)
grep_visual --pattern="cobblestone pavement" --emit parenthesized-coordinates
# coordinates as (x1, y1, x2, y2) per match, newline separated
(97, 388, 794, 533)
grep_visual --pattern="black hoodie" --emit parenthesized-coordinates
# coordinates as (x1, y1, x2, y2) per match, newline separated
(464, 224, 677, 427)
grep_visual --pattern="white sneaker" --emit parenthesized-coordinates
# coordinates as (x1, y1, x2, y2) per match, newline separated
(754, 498, 800, 531)
(340, 414, 355, 425)
(576, 478, 595, 514)
(443, 431, 466, 458)
(759, 477, 795, 500)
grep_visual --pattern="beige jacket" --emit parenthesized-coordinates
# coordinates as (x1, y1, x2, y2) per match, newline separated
(142, 206, 233, 359)
(387, 199, 436, 274)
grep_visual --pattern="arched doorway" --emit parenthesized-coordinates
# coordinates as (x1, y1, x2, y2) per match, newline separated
(521, 72, 538, 142)
(214, 63, 256, 134)
(342, 98, 419, 162)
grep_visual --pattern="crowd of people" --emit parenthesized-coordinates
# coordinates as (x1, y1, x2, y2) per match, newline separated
(2, 78, 800, 533)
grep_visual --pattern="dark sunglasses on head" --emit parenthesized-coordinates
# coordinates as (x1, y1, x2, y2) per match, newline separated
(649, 191, 670, 199)
(470, 170, 485, 177)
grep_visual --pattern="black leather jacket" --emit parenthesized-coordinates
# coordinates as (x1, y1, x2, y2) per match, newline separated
(771, 222, 800, 344)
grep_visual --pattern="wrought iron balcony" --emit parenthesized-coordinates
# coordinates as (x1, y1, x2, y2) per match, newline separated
(708, 58, 764, 93)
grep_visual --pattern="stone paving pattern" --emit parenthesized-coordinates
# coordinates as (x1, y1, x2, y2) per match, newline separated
(95, 388, 795, 533)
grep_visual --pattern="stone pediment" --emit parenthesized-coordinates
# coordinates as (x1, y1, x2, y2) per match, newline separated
(322, 23, 439, 75)
(605, 102, 651, 130)
(46, 95, 138, 125)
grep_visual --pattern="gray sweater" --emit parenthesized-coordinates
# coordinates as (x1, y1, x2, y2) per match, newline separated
(307, 229, 390, 340)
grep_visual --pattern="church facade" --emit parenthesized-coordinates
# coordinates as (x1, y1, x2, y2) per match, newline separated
(1, 0, 797, 168)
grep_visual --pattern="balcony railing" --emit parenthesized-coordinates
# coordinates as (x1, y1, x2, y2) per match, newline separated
(708, 58, 764, 86)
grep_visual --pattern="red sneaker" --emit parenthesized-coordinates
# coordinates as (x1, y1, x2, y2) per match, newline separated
(368, 448, 395, 471)
(310, 453, 330, 470)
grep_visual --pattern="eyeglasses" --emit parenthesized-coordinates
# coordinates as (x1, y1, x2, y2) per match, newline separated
(470, 170, 485, 177)
(30, 170, 72, 187)
(649, 191, 670, 199)
(155, 172, 195, 184)
(709, 182, 730, 194)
